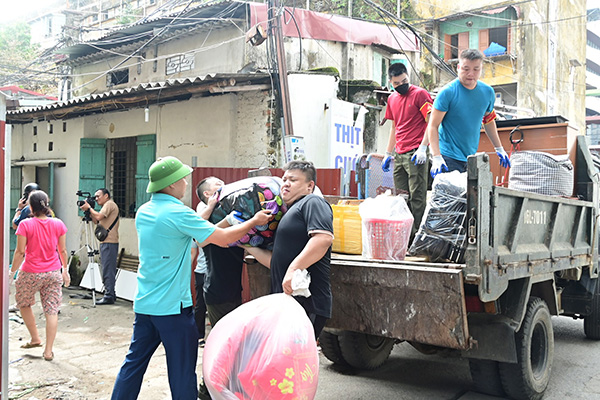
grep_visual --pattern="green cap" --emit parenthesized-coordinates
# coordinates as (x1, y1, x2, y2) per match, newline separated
(147, 156, 193, 193)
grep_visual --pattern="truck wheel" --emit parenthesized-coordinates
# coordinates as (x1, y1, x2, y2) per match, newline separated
(468, 359, 505, 397)
(319, 330, 349, 366)
(499, 297, 554, 400)
(584, 280, 600, 339)
(338, 331, 394, 370)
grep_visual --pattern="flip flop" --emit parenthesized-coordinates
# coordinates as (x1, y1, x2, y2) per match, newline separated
(43, 352, 54, 361)
(20, 342, 43, 349)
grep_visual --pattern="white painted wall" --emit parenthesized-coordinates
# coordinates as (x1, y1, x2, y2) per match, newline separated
(11, 118, 84, 255)
(288, 74, 339, 167)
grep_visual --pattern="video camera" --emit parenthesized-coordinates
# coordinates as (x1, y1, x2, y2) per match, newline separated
(76, 190, 96, 208)
(76, 190, 96, 221)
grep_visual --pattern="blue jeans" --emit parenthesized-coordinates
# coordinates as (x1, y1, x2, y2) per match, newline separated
(111, 306, 199, 400)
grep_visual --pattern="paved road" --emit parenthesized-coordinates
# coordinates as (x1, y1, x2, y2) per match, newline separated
(8, 287, 600, 400)
(315, 317, 600, 400)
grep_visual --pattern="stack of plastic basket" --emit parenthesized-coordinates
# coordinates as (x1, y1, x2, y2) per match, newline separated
(359, 194, 413, 261)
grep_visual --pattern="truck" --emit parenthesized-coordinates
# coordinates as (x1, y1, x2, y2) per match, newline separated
(247, 125, 600, 400)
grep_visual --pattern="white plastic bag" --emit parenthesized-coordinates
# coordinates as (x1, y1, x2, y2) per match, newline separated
(291, 269, 311, 297)
(358, 193, 414, 261)
(203, 293, 319, 400)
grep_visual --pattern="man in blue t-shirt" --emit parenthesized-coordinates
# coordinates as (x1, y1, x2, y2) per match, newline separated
(427, 49, 510, 178)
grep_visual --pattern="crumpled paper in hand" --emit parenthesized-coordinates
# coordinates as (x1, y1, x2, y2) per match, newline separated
(291, 269, 311, 297)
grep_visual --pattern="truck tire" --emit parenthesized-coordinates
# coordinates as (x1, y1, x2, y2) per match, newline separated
(319, 330, 349, 366)
(499, 297, 554, 400)
(584, 280, 600, 339)
(337, 331, 394, 370)
(468, 359, 505, 397)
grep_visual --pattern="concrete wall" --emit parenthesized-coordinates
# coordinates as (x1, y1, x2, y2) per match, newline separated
(11, 118, 85, 255)
(412, 0, 507, 19)
(246, 36, 417, 86)
(71, 24, 249, 97)
(411, 0, 586, 133)
(516, 0, 586, 133)
(71, 22, 414, 98)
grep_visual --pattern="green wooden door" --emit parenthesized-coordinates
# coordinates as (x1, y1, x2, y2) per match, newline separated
(135, 134, 156, 211)
(79, 138, 107, 215)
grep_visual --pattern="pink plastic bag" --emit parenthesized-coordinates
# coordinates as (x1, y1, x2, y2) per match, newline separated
(203, 293, 319, 400)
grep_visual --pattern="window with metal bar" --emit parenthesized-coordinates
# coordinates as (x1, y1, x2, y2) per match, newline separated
(108, 137, 137, 217)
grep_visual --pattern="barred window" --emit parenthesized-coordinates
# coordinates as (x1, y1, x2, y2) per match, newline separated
(166, 53, 195, 75)
(108, 137, 137, 217)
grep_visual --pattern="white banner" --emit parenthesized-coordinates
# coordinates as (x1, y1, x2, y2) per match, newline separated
(328, 98, 366, 172)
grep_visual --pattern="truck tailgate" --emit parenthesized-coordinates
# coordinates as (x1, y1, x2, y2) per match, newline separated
(329, 255, 470, 349)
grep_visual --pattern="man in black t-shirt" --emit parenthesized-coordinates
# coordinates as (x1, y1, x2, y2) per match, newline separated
(196, 176, 246, 326)
(247, 161, 334, 339)
(203, 245, 245, 325)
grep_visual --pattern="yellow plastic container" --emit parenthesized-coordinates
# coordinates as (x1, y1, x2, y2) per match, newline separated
(332, 201, 362, 255)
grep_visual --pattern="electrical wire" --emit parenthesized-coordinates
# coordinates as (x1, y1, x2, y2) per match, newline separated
(67, 0, 202, 94)
(363, 0, 456, 77)
(4, 0, 590, 102)
(283, 8, 302, 70)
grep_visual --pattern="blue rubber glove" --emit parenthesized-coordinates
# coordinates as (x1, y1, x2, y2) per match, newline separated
(382, 154, 393, 172)
(225, 210, 244, 226)
(495, 147, 511, 168)
(410, 145, 428, 165)
(430, 155, 448, 178)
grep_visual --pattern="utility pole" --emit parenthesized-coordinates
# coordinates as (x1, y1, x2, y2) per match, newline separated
(269, 0, 294, 138)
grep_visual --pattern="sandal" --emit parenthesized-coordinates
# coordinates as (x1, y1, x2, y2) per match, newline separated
(43, 352, 54, 361)
(20, 342, 43, 349)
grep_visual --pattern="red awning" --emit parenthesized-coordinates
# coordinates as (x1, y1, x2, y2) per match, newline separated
(249, 3, 419, 53)
(481, 5, 520, 18)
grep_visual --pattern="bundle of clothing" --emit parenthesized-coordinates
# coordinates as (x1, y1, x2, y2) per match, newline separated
(203, 293, 319, 400)
(508, 151, 574, 197)
(409, 171, 467, 263)
(209, 177, 287, 250)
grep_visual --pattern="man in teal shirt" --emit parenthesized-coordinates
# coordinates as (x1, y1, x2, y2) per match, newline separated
(111, 156, 272, 400)
(428, 49, 510, 178)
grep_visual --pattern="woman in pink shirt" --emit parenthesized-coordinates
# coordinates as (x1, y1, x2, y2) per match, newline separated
(10, 190, 70, 361)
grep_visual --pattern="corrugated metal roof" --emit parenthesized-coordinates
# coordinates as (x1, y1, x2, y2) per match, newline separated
(6, 72, 271, 122)
(63, 19, 238, 66)
(61, 0, 245, 61)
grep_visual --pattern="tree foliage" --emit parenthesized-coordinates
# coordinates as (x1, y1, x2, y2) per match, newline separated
(309, 0, 417, 22)
(0, 22, 57, 94)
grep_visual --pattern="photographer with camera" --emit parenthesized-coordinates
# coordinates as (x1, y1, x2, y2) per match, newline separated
(12, 183, 41, 230)
(79, 188, 120, 305)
